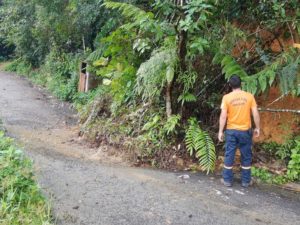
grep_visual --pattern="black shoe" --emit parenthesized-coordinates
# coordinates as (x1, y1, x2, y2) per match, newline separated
(241, 180, 253, 188)
(221, 178, 232, 187)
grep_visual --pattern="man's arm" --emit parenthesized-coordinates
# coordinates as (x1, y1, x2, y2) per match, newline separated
(218, 109, 227, 142)
(251, 106, 260, 137)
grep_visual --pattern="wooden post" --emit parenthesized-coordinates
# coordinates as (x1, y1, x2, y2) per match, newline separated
(79, 62, 88, 92)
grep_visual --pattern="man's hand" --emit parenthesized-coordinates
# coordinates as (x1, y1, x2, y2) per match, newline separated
(218, 131, 224, 142)
(254, 128, 260, 138)
(219, 109, 227, 142)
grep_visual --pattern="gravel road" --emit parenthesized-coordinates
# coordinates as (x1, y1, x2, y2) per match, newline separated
(0, 71, 299, 225)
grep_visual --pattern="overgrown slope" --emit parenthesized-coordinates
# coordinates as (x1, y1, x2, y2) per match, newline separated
(0, 0, 299, 178)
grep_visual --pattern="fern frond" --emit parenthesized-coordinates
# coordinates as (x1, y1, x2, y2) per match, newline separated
(163, 114, 181, 135)
(177, 71, 197, 94)
(218, 54, 280, 95)
(86, 48, 105, 63)
(185, 118, 198, 156)
(258, 73, 267, 92)
(217, 43, 299, 96)
(279, 61, 299, 95)
(195, 131, 216, 174)
(142, 115, 160, 131)
(221, 55, 248, 79)
(178, 93, 197, 106)
(185, 118, 216, 173)
(135, 47, 177, 101)
(103, 1, 154, 23)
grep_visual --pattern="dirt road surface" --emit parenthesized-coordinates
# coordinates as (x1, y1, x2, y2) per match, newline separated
(0, 71, 299, 225)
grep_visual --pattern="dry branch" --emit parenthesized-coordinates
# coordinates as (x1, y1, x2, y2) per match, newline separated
(258, 107, 300, 114)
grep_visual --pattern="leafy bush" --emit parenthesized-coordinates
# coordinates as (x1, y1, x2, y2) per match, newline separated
(136, 113, 181, 158)
(275, 140, 295, 161)
(251, 167, 274, 183)
(286, 140, 300, 181)
(0, 132, 52, 225)
(5, 60, 32, 76)
(260, 136, 300, 162)
(47, 71, 79, 101)
(0, 38, 14, 60)
(260, 141, 281, 158)
(251, 167, 287, 185)
(254, 136, 300, 183)
(41, 50, 81, 101)
(90, 28, 140, 113)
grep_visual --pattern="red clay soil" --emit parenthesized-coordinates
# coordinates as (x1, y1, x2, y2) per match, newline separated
(256, 87, 300, 144)
(229, 23, 300, 144)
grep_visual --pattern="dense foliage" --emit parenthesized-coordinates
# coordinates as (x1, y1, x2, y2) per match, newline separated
(1, 0, 300, 173)
(0, 132, 52, 225)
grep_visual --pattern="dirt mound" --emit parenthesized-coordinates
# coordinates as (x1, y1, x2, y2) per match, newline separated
(257, 87, 300, 144)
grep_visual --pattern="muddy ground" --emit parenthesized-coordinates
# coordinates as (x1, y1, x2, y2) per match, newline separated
(0, 71, 299, 225)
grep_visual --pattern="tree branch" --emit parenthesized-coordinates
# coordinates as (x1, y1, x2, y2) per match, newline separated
(286, 22, 295, 44)
(258, 108, 300, 114)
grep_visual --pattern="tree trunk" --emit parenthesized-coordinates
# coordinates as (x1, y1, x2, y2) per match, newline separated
(169, 0, 188, 116)
(176, 29, 188, 115)
(166, 82, 172, 118)
(178, 29, 188, 72)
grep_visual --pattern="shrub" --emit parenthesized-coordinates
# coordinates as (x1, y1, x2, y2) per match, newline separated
(41, 50, 81, 101)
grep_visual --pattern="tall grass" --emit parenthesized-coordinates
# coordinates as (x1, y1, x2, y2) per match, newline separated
(0, 132, 52, 225)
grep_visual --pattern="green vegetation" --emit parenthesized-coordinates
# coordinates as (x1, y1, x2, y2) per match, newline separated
(0, 132, 52, 225)
(260, 137, 300, 162)
(5, 50, 81, 101)
(0, 0, 299, 173)
(286, 139, 300, 181)
(253, 136, 300, 184)
(251, 167, 287, 185)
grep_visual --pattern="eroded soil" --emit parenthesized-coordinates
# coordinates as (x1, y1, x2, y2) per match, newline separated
(0, 71, 299, 225)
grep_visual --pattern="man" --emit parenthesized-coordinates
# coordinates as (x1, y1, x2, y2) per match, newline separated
(218, 75, 260, 188)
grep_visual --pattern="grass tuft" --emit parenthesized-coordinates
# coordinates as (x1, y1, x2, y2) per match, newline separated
(0, 131, 53, 225)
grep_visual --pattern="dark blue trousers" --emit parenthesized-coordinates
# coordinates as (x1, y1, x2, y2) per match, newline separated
(222, 129, 253, 184)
